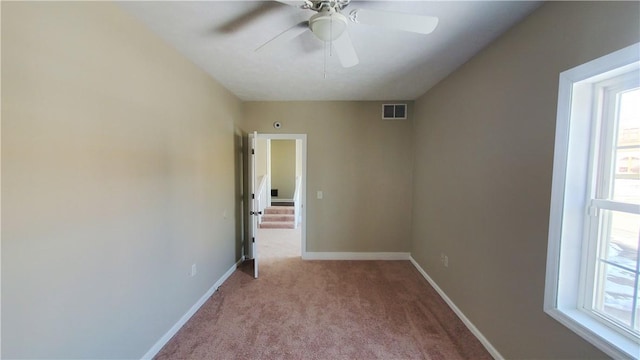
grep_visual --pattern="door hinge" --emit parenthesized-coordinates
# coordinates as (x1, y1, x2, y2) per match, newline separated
(252, 193, 255, 199)
(251, 148, 255, 155)
(252, 237, 255, 243)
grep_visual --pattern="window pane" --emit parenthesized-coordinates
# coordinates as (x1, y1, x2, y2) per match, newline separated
(596, 210, 639, 331)
(602, 211, 639, 271)
(613, 88, 640, 204)
(636, 282, 640, 332)
(596, 263, 636, 327)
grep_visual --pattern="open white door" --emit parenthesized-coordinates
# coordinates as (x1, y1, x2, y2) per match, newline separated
(248, 131, 260, 278)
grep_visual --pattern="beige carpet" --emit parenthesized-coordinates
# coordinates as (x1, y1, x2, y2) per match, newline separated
(154, 229, 491, 359)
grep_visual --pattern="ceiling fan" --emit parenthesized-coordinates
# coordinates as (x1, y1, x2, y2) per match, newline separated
(255, 0, 439, 68)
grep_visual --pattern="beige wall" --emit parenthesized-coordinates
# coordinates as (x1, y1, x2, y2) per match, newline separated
(242, 102, 414, 252)
(270, 140, 296, 199)
(1, 2, 241, 358)
(410, 1, 639, 359)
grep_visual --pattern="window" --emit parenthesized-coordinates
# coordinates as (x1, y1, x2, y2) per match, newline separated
(585, 76, 639, 336)
(545, 43, 640, 360)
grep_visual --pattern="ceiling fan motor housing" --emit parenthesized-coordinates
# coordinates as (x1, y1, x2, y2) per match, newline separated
(309, 10, 347, 41)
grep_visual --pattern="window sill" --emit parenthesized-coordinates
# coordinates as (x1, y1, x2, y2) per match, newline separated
(545, 307, 639, 359)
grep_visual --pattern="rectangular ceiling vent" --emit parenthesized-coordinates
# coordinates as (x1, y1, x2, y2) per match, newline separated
(382, 104, 407, 120)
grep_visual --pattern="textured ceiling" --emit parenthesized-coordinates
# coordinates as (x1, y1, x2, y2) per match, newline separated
(118, 1, 541, 101)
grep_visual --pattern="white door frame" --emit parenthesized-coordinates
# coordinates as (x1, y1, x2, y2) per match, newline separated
(258, 133, 307, 256)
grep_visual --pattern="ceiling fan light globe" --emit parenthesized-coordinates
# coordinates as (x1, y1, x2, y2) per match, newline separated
(309, 11, 347, 41)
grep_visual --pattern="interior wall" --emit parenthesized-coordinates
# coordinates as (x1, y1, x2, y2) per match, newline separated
(410, 1, 639, 358)
(270, 140, 296, 199)
(1, 2, 241, 358)
(241, 101, 414, 253)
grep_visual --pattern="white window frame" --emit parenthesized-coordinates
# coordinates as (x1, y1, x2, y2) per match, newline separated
(582, 73, 640, 338)
(545, 42, 640, 360)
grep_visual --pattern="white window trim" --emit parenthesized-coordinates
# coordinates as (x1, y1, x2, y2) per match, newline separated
(545, 42, 640, 360)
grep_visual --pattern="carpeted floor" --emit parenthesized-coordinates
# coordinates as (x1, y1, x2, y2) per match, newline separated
(154, 229, 492, 359)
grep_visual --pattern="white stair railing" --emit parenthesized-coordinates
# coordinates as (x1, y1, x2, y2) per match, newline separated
(256, 175, 269, 224)
(293, 176, 302, 228)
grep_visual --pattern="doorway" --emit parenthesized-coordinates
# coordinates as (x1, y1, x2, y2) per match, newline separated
(245, 133, 307, 277)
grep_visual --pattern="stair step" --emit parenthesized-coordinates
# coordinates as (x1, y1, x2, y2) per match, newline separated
(264, 206, 294, 215)
(271, 201, 294, 207)
(259, 221, 295, 229)
(262, 214, 294, 222)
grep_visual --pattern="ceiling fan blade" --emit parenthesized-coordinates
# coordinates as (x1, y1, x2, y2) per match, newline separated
(349, 8, 439, 35)
(217, 2, 283, 34)
(332, 31, 359, 68)
(255, 21, 309, 52)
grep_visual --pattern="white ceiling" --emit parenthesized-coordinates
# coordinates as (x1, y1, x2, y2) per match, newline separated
(118, 1, 541, 101)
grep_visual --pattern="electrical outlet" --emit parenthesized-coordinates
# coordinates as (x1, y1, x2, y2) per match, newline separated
(191, 264, 197, 277)
(440, 253, 449, 267)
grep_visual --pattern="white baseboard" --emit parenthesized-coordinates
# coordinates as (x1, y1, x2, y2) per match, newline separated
(409, 257, 504, 360)
(303, 252, 411, 260)
(141, 259, 241, 360)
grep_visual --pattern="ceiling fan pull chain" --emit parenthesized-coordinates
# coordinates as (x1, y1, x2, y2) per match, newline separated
(323, 39, 327, 79)
(322, 41, 331, 79)
(329, 14, 333, 57)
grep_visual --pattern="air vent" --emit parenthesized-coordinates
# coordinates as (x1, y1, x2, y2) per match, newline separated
(382, 104, 407, 119)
